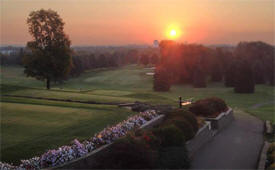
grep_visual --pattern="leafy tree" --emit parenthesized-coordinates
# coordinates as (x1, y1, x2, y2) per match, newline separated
(127, 49, 139, 64)
(23, 9, 72, 89)
(253, 61, 266, 84)
(235, 41, 274, 86)
(224, 61, 237, 87)
(192, 66, 207, 88)
(234, 61, 255, 93)
(153, 67, 171, 91)
(97, 54, 107, 67)
(210, 63, 223, 82)
(150, 53, 159, 65)
(140, 54, 150, 66)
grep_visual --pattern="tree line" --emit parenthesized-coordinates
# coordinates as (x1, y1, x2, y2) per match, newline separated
(154, 40, 274, 93)
(70, 50, 159, 77)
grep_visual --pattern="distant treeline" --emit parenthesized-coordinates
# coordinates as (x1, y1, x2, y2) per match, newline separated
(0, 46, 160, 76)
(154, 41, 274, 93)
(70, 48, 159, 76)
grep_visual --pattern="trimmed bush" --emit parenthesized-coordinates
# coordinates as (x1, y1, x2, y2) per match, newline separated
(169, 109, 199, 133)
(152, 125, 185, 148)
(164, 118, 195, 140)
(95, 135, 155, 169)
(134, 130, 161, 150)
(157, 146, 190, 169)
(189, 97, 228, 117)
(162, 109, 199, 140)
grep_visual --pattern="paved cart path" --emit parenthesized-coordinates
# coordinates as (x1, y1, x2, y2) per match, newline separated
(191, 110, 264, 169)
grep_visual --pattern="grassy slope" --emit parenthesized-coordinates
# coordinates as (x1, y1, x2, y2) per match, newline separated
(1, 102, 134, 163)
(0, 65, 274, 163)
(1, 65, 274, 111)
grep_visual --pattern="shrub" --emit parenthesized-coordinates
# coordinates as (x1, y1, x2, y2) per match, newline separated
(95, 135, 155, 169)
(152, 125, 185, 148)
(169, 109, 199, 133)
(153, 67, 171, 91)
(162, 109, 198, 140)
(163, 118, 195, 141)
(189, 97, 228, 117)
(134, 130, 161, 150)
(157, 146, 190, 169)
(234, 61, 255, 93)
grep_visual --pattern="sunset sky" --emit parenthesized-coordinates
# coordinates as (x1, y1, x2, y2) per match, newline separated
(1, 0, 274, 46)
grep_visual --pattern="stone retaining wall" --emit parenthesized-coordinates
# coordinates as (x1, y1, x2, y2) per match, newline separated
(186, 121, 214, 158)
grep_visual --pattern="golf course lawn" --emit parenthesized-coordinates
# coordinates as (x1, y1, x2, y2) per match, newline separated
(1, 65, 274, 163)
(1, 102, 135, 163)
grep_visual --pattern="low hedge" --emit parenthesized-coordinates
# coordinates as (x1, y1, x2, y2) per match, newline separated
(189, 97, 228, 117)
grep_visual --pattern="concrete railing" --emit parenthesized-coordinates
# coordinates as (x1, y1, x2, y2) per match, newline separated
(204, 107, 234, 131)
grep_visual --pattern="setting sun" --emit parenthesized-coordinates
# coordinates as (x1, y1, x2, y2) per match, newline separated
(166, 25, 181, 39)
(170, 29, 177, 37)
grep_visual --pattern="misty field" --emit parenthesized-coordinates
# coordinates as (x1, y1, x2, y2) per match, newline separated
(0, 65, 274, 163)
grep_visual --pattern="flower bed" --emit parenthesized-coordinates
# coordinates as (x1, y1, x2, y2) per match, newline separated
(0, 110, 158, 170)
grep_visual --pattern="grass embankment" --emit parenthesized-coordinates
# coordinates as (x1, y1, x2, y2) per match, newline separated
(1, 102, 134, 163)
(0, 65, 274, 163)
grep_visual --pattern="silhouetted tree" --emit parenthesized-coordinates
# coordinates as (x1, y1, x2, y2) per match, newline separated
(235, 41, 274, 86)
(150, 53, 159, 65)
(153, 67, 171, 91)
(140, 54, 150, 66)
(234, 61, 255, 93)
(97, 54, 107, 67)
(224, 62, 237, 87)
(23, 9, 72, 89)
(192, 66, 207, 88)
(127, 49, 139, 64)
(253, 61, 266, 84)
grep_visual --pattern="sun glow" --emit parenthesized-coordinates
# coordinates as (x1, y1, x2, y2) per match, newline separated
(166, 25, 181, 39)
(170, 29, 177, 37)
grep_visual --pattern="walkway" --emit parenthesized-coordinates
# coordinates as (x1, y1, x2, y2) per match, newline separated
(191, 110, 264, 169)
